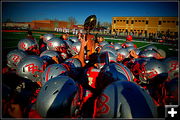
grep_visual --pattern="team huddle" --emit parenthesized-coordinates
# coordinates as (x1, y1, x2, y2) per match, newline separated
(2, 32, 178, 118)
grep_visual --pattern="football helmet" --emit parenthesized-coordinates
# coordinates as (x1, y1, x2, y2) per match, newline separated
(64, 58, 82, 69)
(97, 51, 117, 69)
(40, 50, 63, 64)
(69, 42, 81, 56)
(68, 36, 79, 43)
(43, 34, 55, 44)
(7, 49, 27, 70)
(99, 41, 109, 47)
(96, 62, 133, 91)
(41, 64, 69, 86)
(100, 46, 117, 56)
(139, 50, 158, 58)
(16, 55, 45, 82)
(46, 37, 66, 52)
(144, 45, 157, 51)
(113, 43, 122, 50)
(163, 57, 179, 81)
(18, 38, 39, 52)
(36, 76, 78, 117)
(117, 48, 129, 59)
(94, 81, 157, 118)
(139, 59, 168, 84)
(134, 49, 141, 55)
(126, 46, 135, 52)
(126, 35, 133, 41)
(124, 42, 134, 48)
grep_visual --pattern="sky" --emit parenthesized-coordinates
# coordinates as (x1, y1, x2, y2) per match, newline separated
(2, 2, 179, 24)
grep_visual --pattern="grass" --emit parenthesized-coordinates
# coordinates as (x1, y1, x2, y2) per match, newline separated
(2, 30, 178, 61)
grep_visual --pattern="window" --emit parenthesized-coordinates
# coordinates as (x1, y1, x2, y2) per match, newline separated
(163, 21, 166, 23)
(114, 20, 116, 24)
(117, 20, 119, 22)
(167, 21, 170, 23)
(120, 20, 122, 22)
(123, 20, 125, 22)
(176, 21, 178, 25)
(158, 21, 162, 25)
(126, 20, 129, 24)
(142, 20, 145, 22)
(139, 20, 141, 22)
(172, 21, 175, 23)
(135, 20, 137, 22)
(146, 21, 148, 24)
(131, 20, 134, 24)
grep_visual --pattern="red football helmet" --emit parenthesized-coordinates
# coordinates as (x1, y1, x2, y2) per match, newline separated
(126, 35, 133, 41)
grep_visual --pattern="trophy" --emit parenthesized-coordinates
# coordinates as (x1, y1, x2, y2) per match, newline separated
(83, 15, 97, 57)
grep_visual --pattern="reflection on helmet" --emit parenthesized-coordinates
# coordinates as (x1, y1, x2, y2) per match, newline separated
(94, 81, 157, 118)
(139, 50, 158, 58)
(100, 46, 117, 56)
(43, 34, 55, 44)
(70, 42, 81, 56)
(47, 37, 66, 52)
(40, 50, 63, 64)
(113, 43, 122, 50)
(139, 59, 168, 84)
(68, 36, 79, 43)
(117, 48, 129, 59)
(124, 42, 134, 48)
(97, 51, 117, 69)
(17, 55, 45, 82)
(64, 58, 82, 70)
(41, 64, 69, 86)
(18, 38, 38, 52)
(36, 76, 78, 118)
(99, 41, 109, 47)
(126, 46, 135, 52)
(145, 45, 157, 51)
(7, 49, 27, 70)
(163, 57, 179, 81)
(96, 62, 133, 91)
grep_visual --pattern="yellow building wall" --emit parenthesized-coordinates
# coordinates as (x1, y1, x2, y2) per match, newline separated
(112, 17, 178, 35)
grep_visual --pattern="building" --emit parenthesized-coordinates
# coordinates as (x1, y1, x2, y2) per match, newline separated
(3, 20, 68, 31)
(29, 20, 68, 30)
(112, 17, 178, 37)
(2, 22, 29, 29)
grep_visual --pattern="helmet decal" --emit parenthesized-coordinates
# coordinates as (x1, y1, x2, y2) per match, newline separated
(25, 63, 43, 74)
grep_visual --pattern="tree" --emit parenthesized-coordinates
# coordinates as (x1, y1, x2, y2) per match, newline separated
(101, 22, 111, 28)
(67, 16, 77, 28)
(5, 18, 14, 23)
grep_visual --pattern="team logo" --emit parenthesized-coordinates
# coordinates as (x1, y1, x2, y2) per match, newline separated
(12, 54, 20, 63)
(25, 63, 43, 74)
